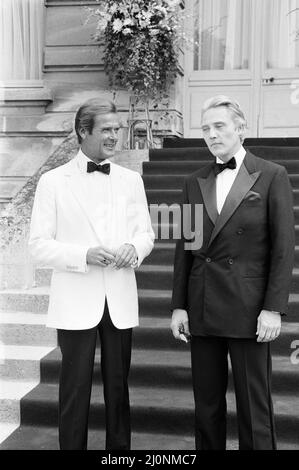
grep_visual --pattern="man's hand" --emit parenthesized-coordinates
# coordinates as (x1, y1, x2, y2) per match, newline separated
(114, 244, 137, 269)
(256, 310, 281, 342)
(86, 246, 116, 267)
(171, 309, 190, 343)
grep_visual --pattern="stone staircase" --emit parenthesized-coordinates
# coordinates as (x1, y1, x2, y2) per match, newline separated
(0, 85, 73, 207)
(0, 137, 299, 449)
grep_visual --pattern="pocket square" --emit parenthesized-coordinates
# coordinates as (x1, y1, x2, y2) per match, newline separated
(244, 191, 261, 202)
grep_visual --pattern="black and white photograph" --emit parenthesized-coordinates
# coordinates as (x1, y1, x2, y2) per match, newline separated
(0, 0, 299, 454)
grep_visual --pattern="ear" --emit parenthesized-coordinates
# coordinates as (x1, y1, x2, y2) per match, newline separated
(236, 124, 245, 140)
(78, 127, 86, 141)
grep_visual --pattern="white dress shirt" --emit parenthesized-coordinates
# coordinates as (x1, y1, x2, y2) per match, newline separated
(76, 149, 113, 248)
(216, 146, 246, 214)
(76, 150, 137, 266)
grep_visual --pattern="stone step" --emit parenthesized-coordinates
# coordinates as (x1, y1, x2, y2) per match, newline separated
(0, 307, 296, 355)
(0, 425, 197, 450)
(40, 347, 299, 396)
(0, 380, 39, 424)
(294, 207, 299, 225)
(146, 188, 299, 205)
(291, 268, 299, 290)
(149, 146, 299, 161)
(143, 173, 299, 190)
(143, 159, 299, 175)
(1, 307, 295, 355)
(0, 345, 55, 381)
(41, 347, 192, 386)
(11, 382, 299, 443)
(147, 189, 182, 204)
(143, 242, 176, 265)
(2, 423, 299, 450)
(34, 265, 299, 294)
(1, 288, 298, 323)
(162, 137, 299, 148)
(134, 319, 299, 356)
(0, 288, 50, 313)
(141, 290, 299, 322)
(0, 424, 19, 446)
(0, 312, 57, 346)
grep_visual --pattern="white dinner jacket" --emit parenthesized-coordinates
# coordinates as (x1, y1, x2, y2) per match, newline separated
(29, 152, 155, 330)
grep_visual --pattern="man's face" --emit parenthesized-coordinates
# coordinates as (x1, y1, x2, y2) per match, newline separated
(201, 106, 242, 162)
(79, 113, 120, 163)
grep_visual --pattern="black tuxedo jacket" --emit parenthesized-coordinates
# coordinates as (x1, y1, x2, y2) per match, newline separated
(171, 151, 295, 338)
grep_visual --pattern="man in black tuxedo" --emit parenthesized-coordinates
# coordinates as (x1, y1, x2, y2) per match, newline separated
(171, 95, 295, 450)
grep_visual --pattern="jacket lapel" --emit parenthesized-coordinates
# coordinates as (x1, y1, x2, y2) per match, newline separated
(64, 155, 106, 242)
(197, 167, 218, 225)
(208, 152, 261, 247)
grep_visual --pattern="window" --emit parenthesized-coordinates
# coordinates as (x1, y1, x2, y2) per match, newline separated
(265, 0, 299, 69)
(193, 0, 252, 71)
(0, 0, 44, 80)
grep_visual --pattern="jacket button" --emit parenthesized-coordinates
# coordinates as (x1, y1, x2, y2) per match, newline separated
(237, 228, 244, 235)
(228, 259, 234, 265)
(206, 257, 212, 263)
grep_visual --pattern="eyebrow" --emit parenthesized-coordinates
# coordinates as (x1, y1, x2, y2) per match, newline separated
(98, 125, 121, 130)
(201, 121, 225, 128)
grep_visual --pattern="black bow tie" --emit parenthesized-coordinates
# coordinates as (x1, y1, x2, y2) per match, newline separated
(87, 161, 110, 175)
(213, 157, 236, 176)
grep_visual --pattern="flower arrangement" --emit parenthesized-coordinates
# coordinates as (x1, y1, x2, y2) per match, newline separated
(88, 0, 183, 102)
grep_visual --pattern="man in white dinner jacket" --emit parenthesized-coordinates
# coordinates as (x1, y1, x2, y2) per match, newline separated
(29, 98, 154, 450)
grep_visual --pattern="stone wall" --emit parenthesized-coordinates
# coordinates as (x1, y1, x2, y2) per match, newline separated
(43, 0, 184, 148)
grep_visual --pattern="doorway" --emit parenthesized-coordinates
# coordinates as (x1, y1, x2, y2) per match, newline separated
(184, 0, 299, 138)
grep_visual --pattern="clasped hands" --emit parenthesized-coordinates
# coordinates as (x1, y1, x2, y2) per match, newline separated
(86, 243, 137, 269)
(171, 309, 281, 343)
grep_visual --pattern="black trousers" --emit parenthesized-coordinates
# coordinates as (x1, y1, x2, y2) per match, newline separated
(191, 336, 276, 450)
(57, 301, 132, 450)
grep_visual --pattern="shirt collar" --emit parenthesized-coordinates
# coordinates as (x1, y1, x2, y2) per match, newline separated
(76, 149, 110, 173)
(216, 145, 246, 169)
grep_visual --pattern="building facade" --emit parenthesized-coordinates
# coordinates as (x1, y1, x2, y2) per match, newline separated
(1, 0, 299, 203)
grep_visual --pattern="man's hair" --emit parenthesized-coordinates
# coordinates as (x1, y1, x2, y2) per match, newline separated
(201, 95, 247, 143)
(75, 98, 117, 144)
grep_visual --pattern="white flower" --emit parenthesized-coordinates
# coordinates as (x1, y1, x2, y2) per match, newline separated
(154, 5, 168, 17)
(164, 0, 180, 7)
(123, 18, 134, 27)
(123, 28, 133, 35)
(149, 28, 160, 36)
(141, 11, 153, 24)
(112, 18, 123, 32)
(109, 4, 118, 15)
